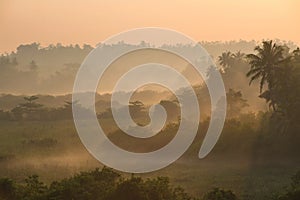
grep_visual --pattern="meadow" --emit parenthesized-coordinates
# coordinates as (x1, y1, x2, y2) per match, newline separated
(0, 119, 298, 200)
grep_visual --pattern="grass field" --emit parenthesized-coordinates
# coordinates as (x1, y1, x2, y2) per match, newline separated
(0, 120, 298, 200)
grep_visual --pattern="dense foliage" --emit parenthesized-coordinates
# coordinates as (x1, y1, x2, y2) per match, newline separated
(0, 167, 199, 200)
(0, 167, 299, 200)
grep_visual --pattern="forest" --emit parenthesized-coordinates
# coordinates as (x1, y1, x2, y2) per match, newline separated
(0, 40, 299, 200)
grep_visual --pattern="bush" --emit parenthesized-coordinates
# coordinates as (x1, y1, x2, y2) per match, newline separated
(0, 167, 198, 200)
(0, 178, 17, 200)
(203, 188, 238, 200)
(276, 170, 300, 200)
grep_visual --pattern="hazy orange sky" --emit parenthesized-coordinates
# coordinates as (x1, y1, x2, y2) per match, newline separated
(0, 0, 299, 53)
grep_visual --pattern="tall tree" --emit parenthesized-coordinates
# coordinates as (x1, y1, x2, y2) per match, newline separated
(246, 40, 287, 93)
(247, 41, 300, 133)
(218, 51, 233, 69)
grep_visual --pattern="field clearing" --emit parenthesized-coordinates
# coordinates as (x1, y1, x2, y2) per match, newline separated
(0, 120, 298, 200)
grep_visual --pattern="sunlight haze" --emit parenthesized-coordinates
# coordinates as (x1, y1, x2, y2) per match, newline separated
(0, 0, 299, 53)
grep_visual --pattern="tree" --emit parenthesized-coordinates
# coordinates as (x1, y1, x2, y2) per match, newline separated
(23, 96, 39, 104)
(11, 96, 43, 120)
(0, 178, 17, 200)
(218, 51, 233, 69)
(233, 51, 245, 61)
(246, 41, 300, 133)
(47, 167, 120, 200)
(29, 60, 38, 71)
(111, 177, 146, 200)
(246, 40, 287, 93)
(128, 100, 147, 124)
(276, 170, 300, 200)
(226, 89, 248, 118)
(19, 175, 47, 200)
(203, 188, 238, 200)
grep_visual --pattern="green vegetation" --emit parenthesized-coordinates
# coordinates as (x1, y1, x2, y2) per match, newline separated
(0, 167, 299, 200)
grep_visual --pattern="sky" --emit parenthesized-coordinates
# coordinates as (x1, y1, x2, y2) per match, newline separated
(0, 0, 299, 53)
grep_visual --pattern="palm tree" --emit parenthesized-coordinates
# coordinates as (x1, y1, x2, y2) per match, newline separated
(247, 41, 300, 133)
(233, 51, 245, 61)
(218, 51, 233, 68)
(246, 40, 286, 93)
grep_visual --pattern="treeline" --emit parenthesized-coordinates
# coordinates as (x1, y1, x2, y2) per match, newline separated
(0, 40, 293, 95)
(0, 96, 85, 121)
(0, 89, 252, 124)
(0, 95, 177, 122)
(1, 40, 299, 134)
(0, 167, 299, 200)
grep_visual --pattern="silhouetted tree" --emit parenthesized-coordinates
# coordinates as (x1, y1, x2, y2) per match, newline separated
(246, 40, 287, 93)
(246, 40, 300, 133)
(218, 51, 234, 69)
(233, 51, 245, 61)
(226, 89, 248, 118)
(11, 96, 43, 120)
